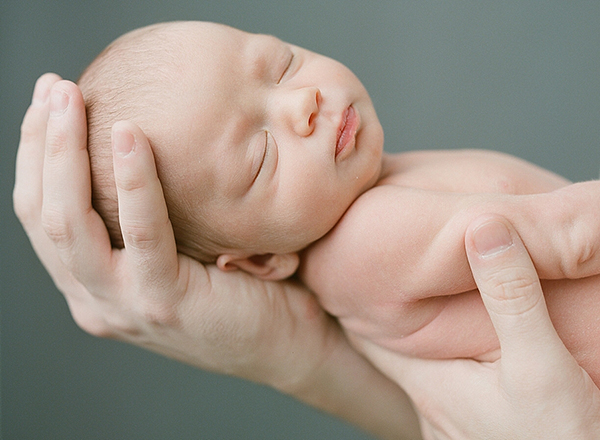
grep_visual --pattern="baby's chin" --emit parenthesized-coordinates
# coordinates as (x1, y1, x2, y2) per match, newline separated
(360, 154, 384, 194)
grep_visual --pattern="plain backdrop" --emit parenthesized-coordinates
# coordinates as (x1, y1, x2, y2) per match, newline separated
(2, 1, 600, 439)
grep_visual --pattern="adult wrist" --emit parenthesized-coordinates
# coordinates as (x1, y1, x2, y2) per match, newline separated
(279, 327, 421, 440)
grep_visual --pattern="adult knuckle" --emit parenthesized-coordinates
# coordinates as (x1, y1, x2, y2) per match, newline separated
(116, 172, 146, 193)
(121, 218, 171, 253)
(13, 188, 37, 226)
(496, 273, 537, 300)
(70, 302, 146, 340)
(75, 315, 113, 338)
(44, 128, 70, 162)
(41, 206, 73, 246)
(122, 222, 160, 251)
(69, 305, 114, 338)
(19, 107, 42, 144)
(483, 266, 541, 313)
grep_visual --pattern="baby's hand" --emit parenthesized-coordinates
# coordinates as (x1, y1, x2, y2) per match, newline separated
(524, 180, 600, 280)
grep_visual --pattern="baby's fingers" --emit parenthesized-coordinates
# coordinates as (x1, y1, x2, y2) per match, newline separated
(111, 121, 181, 299)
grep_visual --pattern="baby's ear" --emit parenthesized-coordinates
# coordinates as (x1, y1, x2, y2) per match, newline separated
(216, 252, 300, 280)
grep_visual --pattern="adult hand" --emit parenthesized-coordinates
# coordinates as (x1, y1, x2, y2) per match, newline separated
(358, 215, 600, 439)
(13, 74, 419, 440)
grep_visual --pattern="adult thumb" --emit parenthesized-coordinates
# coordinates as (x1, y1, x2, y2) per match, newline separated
(464, 215, 564, 362)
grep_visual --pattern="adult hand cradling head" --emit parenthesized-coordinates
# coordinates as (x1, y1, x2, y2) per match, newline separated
(14, 71, 600, 440)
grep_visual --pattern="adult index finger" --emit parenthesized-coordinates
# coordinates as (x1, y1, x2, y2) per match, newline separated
(111, 121, 180, 298)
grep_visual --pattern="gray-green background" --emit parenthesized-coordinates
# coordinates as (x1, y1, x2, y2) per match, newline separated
(2, 1, 600, 439)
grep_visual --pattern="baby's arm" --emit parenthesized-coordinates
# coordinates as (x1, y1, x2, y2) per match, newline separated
(311, 181, 600, 294)
(300, 180, 600, 345)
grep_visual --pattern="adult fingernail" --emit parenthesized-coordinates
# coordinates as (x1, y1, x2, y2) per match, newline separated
(113, 128, 135, 157)
(49, 88, 69, 117)
(473, 220, 513, 257)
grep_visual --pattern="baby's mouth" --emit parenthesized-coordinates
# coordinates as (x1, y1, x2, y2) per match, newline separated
(335, 105, 359, 160)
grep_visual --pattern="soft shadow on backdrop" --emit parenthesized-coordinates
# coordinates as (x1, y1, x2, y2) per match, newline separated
(2, 1, 600, 439)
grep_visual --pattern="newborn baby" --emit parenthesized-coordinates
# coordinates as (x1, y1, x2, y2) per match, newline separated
(79, 21, 600, 384)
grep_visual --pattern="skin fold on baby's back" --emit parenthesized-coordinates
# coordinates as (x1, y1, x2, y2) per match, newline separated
(298, 149, 600, 384)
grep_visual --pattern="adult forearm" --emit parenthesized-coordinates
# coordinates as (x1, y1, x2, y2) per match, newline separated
(282, 326, 421, 440)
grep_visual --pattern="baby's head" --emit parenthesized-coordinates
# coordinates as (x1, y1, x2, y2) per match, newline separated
(80, 21, 383, 279)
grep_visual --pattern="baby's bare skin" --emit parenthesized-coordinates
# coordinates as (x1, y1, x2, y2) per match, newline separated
(79, 21, 600, 387)
(300, 149, 600, 384)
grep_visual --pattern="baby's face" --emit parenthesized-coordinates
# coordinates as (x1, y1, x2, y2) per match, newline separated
(151, 22, 383, 255)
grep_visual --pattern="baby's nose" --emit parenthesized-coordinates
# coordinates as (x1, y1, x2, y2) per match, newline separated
(287, 87, 321, 136)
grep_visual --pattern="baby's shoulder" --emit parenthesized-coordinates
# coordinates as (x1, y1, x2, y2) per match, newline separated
(379, 149, 569, 193)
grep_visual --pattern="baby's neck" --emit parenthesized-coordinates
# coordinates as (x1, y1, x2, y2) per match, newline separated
(373, 153, 395, 187)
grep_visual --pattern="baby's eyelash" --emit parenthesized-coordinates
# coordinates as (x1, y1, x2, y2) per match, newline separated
(253, 132, 269, 183)
(277, 52, 294, 84)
